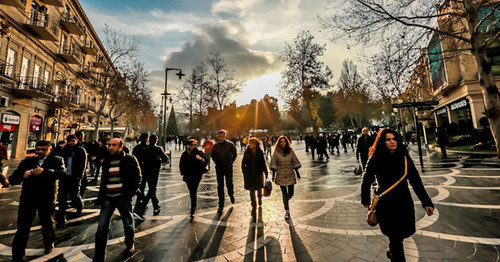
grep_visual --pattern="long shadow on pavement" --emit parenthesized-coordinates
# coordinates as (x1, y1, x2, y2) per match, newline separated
(187, 207, 233, 261)
(288, 220, 313, 261)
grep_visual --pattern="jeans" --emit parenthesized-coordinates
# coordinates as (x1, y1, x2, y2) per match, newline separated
(57, 176, 83, 223)
(134, 169, 160, 215)
(280, 185, 294, 210)
(185, 178, 201, 213)
(12, 201, 55, 261)
(388, 235, 406, 262)
(94, 198, 135, 262)
(215, 168, 234, 208)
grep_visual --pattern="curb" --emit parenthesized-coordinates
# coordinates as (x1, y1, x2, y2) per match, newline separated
(429, 145, 498, 158)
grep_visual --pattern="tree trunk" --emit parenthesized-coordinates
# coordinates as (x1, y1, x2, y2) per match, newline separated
(465, 0, 500, 157)
(471, 48, 500, 157)
(110, 119, 115, 138)
(94, 114, 101, 141)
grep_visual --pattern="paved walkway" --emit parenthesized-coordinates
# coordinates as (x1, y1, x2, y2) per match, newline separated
(0, 143, 498, 261)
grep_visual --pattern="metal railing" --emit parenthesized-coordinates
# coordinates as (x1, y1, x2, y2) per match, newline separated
(0, 60, 15, 79)
(60, 46, 82, 61)
(62, 15, 85, 33)
(17, 77, 53, 94)
(26, 11, 59, 37)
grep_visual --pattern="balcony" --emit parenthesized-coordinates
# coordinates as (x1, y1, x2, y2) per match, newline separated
(60, 16, 85, 35)
(59, 47, 82, 64)
(39, 0, 62, 7)
(24, 12, 59, 41)
(0, 61, 16, 85)
(81, 42, 97, 56)
(0, 0, 26, 9)
(73, 103, 96, 115)
(15, 77, 54, 99)
(77, 66, 95, 79)
(93, 59, 105, 68)
(52, 93, 78, 108)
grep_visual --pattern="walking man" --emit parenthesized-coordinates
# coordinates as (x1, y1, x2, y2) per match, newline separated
(75, 131, 89, 197)
(10, 141, 66, 261)
(356, 127, 375, 169)
(211, 130, 237, 215)
(133, 135, 169, 219)
(94, 138, 141, 261)
(56, 135, 87, 228)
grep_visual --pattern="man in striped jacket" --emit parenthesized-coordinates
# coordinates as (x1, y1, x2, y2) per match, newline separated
(94, 138, 141, 262)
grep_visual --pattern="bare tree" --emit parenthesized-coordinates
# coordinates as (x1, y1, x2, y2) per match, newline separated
(107, 59, 152, 137)
(321, 0, 500, 156)
(279, 31, 333, 131)
(94, 24, 139, 140)
(206, 50, 242, 110)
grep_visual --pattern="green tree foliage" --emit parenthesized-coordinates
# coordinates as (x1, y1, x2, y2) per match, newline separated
(166, 106, 179, 136)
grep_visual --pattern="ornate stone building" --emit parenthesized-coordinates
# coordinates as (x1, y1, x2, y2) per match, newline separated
(0, 0, 120, 159)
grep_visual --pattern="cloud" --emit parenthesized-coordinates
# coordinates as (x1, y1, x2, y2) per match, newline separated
(164, 22, 282, 83)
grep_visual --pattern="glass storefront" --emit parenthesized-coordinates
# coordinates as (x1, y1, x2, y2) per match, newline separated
(26, 115, 43, 155)
(0, 111, 21, 159)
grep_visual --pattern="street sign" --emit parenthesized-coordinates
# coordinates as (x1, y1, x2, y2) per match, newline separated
(417, 106, 434, 111)
(414, 101, 438, 107)
(392, 101, 439, 108)
(392, 103, 414, 108)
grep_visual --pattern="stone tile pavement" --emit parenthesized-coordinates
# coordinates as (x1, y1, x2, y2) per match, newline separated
(0, 142, 498, 261)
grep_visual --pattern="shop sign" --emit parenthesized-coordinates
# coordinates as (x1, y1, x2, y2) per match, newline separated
(451, 99, 468, 110)
(2, 114, 20, 125)
(29, 116, 43, 132)
(0, 124, 16, 131)
(436, 107, 447, 115)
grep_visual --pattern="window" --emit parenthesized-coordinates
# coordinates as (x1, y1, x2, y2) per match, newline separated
(20, 57, 30, 86)
(6, 48, 17, 78)
(478, 6, 500, 76)
(33, 64, 41, 87)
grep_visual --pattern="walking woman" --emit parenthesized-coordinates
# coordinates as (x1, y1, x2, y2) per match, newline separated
(241, 138, 268, 218)
(179, 139, 209, 219)
(269, 135, 301, 220)
(361, 128, 434, 261)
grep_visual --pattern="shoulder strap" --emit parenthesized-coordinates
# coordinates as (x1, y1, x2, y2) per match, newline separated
(379, 156, 407, 197)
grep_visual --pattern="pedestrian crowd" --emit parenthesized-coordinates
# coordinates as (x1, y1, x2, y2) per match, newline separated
(3, 126, 436, 262)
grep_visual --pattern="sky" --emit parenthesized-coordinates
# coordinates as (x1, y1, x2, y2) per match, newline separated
(80, 0, 360, 110)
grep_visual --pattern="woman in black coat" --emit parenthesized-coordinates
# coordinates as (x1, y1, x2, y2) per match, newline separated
(179, 139, 208, 219)
(361, 128, 434, 262)
(241, 138, 268, 217)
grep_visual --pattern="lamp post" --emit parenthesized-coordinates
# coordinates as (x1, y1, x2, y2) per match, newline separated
(162, 67, 184, 149)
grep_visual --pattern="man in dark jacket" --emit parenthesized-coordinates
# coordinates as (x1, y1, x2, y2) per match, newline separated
(10, 141, 66, 260)
(356, 127, 375, 169)
(93, 138, 108, 182)
(179, 139, 208, 219)
(94, 138, 141, 261)
(75, 131, 89, 198)
(133, 135, 169, 219)
(211, 129, 237, 215)
(56, 134, 87, 227)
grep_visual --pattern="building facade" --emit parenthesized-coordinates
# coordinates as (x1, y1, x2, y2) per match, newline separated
(429, 1, 500, 133)
(0, 0, 119, 160)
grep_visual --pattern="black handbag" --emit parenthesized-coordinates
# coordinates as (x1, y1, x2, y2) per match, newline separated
(263, 180, 272, 197)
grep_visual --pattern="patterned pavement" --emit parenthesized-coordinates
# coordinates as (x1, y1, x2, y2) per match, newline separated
(0, 142, 499, 261)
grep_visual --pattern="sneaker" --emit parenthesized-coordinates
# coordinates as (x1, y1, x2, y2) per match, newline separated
(133, 212, 145, 221)
(230, 195, 235, 204)
(284, 210, 290, 220)
(217, 207, 223, 215)
(153, 207, 161, 216)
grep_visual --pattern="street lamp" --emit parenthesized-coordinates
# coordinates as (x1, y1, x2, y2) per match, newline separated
(162, 67, 184, 149)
